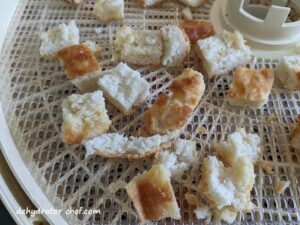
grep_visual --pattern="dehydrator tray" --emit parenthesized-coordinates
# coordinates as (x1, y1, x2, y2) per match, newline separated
(0, 0, 299, 224)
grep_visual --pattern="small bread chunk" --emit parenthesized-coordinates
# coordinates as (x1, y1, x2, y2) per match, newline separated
(139, 69, 205, 136)
(199, 156, 256, 213)
(195, 30, 252, 78)
(177, 0, 204, 7)
(94, 0, 124, 22)
(62, 91, 111, 145)
(114, 26, 163, 66)
(57, 44, 101, 92)
(154, 139, 197, 179)
(213, 128, 261, 166)
(98, 62, 150, 114)
(40, 20, 80, 58)
(227, 67, 274, 108)
(291, 115, 300, 150)
(161, 25, 190, 67)
(276, 55, 300, 90)
(126, 164, 181, 223)
(84, 132, 176, 159)
(182, 7, 193, 20)
(182, 20, 215, 44)
(139, 0, 163, 7)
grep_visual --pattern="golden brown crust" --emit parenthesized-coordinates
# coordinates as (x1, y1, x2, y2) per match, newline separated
(296, 72, 300, 90)
(291, 115, 300, 141)
(139, 69, 205, 136)
(227, 67, 274, 102)
(62, 123, 85, 145)
(182, 20, 215, 44)
(57, 44, 100, 80)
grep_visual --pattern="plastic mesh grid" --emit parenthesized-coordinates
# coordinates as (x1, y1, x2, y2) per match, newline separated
(0, 0, 300, 224)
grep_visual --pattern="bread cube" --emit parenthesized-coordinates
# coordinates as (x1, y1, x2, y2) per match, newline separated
(276, 55, 300, 90)
(94, 0, 124, 22)
(62, 91, 111, 145)
(40, 20, 80, 58)
(195, 30, 252, 78)
(227, 67, 274, 108)
(126, 164, 181, 223)
(57, 44, 102, 92)
(114, 26, 163, 66)
(291, 115, 300, 150)
(161, 25, 190, 67)
(98, 62, 150, 114)
(177, 0, 204, 7)
(213, 128, 261, 166)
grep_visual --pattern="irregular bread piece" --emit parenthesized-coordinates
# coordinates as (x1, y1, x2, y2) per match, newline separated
(84, 132, 177, 159)
(291, 115, 300, 150)
(114, 26, 163, 66)
(177, 0, 204, 7)
(199, 156, 256, 212)
(40, 20, 80, 58)
(139, 69, 205, 136)
(98, 62, 150, 114)
(182, 20, 215, 44)
(56, 44, 102, 92)
(126, 164, 181, 223)
(195, 30, 252, 78)
(161, 25, 190, 67)
(154, 139, 197, 179)
(94, 0, 124, 22)
(182, 7, 193, 20)
(227, 67, 274, 108)
(213, 128, 261, 166)
(139, 0, 163, 7)
(276, 55, 300, 90)
(62, 91, 111, 145)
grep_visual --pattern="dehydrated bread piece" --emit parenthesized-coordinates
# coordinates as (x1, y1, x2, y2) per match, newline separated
(56, 44, 102, 92)
(161, 25, 190, 67)
(94, 0, 124, 22)
(139, 69, 205, 136)
(177, 0, 204, 7)
(195, 30, 252, 78)
(40, 20, 80, 58)
(213, 128, 261, 166)
(126, 164, 181, 223)
(98, 62, 150, 115)
(291, 115, 300, 150)
(276, 55, 300, 90)
(182, 7, 193, 20)
(139, 0, 163, 7)
(182, 20, 215, 44)
(227, 67, 274, 108)
(84, 132, 177, 159)
(62, 91, 111, 145)
(199, 156, 256, 218)
(114, 26, 163, 66)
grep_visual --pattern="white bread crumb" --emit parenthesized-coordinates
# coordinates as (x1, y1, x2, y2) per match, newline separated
(194, 206, 212, 220)
(98, 62, 150, 115)
(94, 0, 124, 22)
(182, 7, 193, 20)
(40, 20, 80, 58)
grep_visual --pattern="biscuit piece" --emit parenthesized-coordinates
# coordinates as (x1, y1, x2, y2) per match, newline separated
(227, 67, 274, 108)
(213, 128, 261, 166)
(195, 30, 252, 78)
(62, 91, 111, 145)
(161, 25, 190, 67)
(98, 62, 150, 114)
(114, 26, 163, 66)
(291, 115, 300, 150)
(182, 20, 215, 44)
(276, 55, 300, 90)
(126, 164, 181, 223)
(84, 132, 175, 159)
(139, 69, 205, 136)
(199, 156, 256, 214)
(40, 20, 80, 58)
(177, 0, 204, 7)
(94, 0, 124, 22)
(139, 0, 163, 7)
(57, 44, 101, 92)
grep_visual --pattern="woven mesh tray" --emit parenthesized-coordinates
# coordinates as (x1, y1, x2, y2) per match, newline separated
(0, 0, 300, 224)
